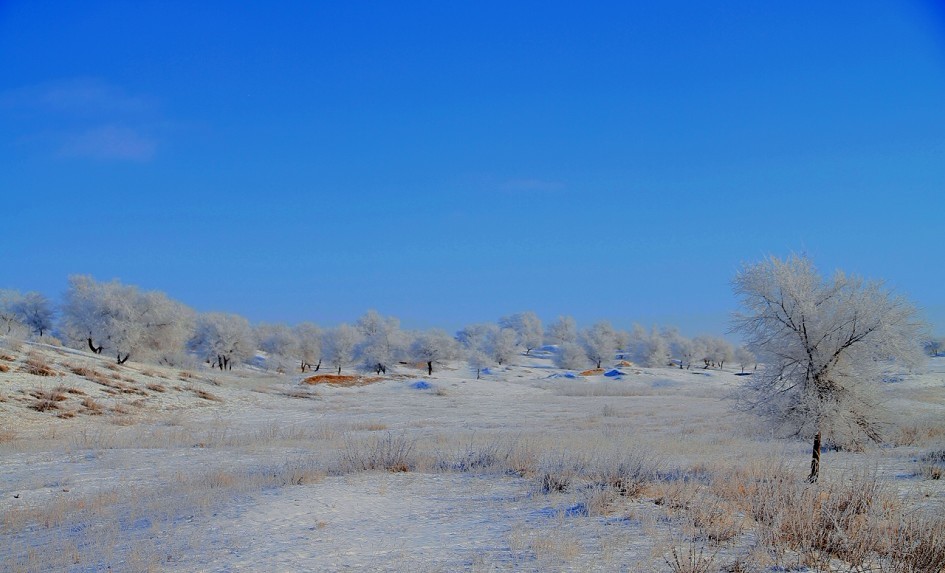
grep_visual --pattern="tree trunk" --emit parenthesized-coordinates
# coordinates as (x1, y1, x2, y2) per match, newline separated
(88, 337, 103, 354)
(117, 353, 130, 365)
(807, 431, 822, 483)
(427, 361, 433, 375)
(476, 368, 481, 380)
(315, 358, 321, 372)
(596, 358, 602, 368)
(337, 365, 341, 375)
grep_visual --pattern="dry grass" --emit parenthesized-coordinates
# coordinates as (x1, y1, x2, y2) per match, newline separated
(27, 387, 69, 412)
(192, 388, 222, 402)
(0, 353, 16, 361)
(301, 374, 383, 387)
(21, 354, 58, 377)
(0, 363, 8, 373)
(80, 397, 104, 415)
(146, 383, 166, 393)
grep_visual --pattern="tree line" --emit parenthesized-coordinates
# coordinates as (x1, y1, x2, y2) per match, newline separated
(1, 275, 758, 376)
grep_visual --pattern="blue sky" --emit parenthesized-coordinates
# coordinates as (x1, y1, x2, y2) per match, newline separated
(1, 1, 943, 336)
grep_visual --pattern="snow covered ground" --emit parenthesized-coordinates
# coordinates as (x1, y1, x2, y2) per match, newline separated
(1, 343, 943, 571)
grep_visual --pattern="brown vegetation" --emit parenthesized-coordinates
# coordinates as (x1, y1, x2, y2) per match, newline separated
(301, 374, 383, 387)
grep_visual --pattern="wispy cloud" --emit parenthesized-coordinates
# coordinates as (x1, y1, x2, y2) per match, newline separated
(58, 125, 157, 161)
(1, 78, 163, 161)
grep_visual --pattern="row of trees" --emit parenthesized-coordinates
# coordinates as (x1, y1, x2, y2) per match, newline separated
(1, 277, 757, 376)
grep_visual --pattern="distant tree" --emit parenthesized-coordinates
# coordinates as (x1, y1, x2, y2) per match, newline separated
(0, 290, 29, 338)
(255, 323, 300, 372)
(580, 321, 618, 369)
(500, 311, 543, 355)
(409, 329, 459, 375)
(545, 315, 577, 345)
(490, 327, 519, 366)
(734, 346, 755, 374)
(554, 342, 588, 370)
(923, 337, 945, 357)
(62, 275, 194, 364)
(733, 254, 927, 482)
(11, 292, 54, 337)
(708, 337, 735, 370)
(457, 323, 499, 378)
(294, 322, 323, 372)
(355, 310, 404, 374)
(190, 312, 254, 370)
(323, 324, 361, 375)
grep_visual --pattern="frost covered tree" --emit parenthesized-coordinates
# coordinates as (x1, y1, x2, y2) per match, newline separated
(554, 342, 588, 370)
(355, 310, 403, 374)
(734, 346, 755, 374)
(190, 312, 254, 370)
(10, 292, 54, 337)
(294, 322, 323, 372)
(490, 327, 519, 366)
(733, 254, 927, 482)
(409, 329, 459, 375)
(457, 323, 499, 378)
(580, 321, 618, 369)
(545, 315, 577, 345)
(628, 324, 671, 368)
(62, 276, 195, 364)
(255, 323, 300, 372)
(500, 311, 543, 355)
(0, 290, 30, 339)
(323, 324, 361, 375)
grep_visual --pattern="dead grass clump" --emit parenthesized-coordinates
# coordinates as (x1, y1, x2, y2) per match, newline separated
(891, 420, 945, 447)
(61, 385, 85, 396)
(80, 397, 104, 415)
(0, 363, 8, 373)
(105, 362, 121, 371)
(580, 368, 605, 376)
(917, 450, 945, 480)
(192, 388, 222, 402)
(22, 354, 58, 377)
(338, 431, 417, 473)
(536, 453, 588, 494)
(56, 410, 77, 419)
(0, 353, 16, 361)
(301, 374, 382, 387)
(280, 388, 320, 400)
(27, 387, 69, 412)
(146, 383, 166, 393)
(663, 542, 719, 573)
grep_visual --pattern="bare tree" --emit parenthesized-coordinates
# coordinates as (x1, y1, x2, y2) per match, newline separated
(11, 292, 54, 337)
(734, 346, 755, 374)
(733, 254, 926, 482)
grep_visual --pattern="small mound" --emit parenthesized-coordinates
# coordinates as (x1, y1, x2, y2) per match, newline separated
(410, 381, 432, 390)
(603, 369, 623, 377)
(580, 368, 605, 376)
(301, 374, 383, 387)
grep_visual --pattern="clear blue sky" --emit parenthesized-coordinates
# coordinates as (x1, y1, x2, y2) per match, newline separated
(1, 1, 943, 336)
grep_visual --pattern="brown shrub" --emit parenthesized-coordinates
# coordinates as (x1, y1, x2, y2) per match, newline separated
(22, 354, 58, 377)
(80, 397, 104, 415)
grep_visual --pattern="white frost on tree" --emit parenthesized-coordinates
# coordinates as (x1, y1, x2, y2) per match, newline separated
(554, 342, 588, 370)
(457, 323, 499, 378)
(545, 315, 577, 345)
(355, 310, 404, 374)
(294, 322, 323, 372)
(323, 324, 361, 375)
(190, 312, 254, 370)
(499, 311, 543, 355)
(580, 321, 618, 369)
(409, 329, 460, 375)
(732, 254, 927, 482)
(62, 275, 195, 364)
